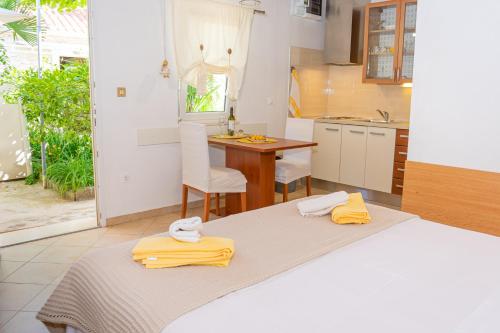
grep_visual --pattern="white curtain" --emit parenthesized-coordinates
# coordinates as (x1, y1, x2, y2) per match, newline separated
(171, 0, 254, 101)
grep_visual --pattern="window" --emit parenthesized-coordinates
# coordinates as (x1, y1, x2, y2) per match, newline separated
(180, 73, 228, 121)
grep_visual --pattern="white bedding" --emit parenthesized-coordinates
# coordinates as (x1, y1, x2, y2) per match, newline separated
(68, 219, 500, 333)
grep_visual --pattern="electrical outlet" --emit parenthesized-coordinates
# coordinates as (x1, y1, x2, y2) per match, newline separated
(117, 87, 126, 97)
(120, 173, 130, 183)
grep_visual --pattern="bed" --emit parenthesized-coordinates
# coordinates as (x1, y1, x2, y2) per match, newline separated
(38, 199, 500, 333)
(162, 220, 500, 333)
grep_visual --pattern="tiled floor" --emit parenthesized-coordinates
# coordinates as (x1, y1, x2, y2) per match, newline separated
(0, 213, 178, 333)
(0, 186, 399, 332)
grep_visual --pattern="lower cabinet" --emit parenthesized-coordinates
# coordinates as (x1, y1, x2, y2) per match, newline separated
(392, 129, 409, 195)
(339, 125, 367, 188)
(364, 127, 396, 193)
(311, 123, 342, 182)
(312, 122, 398, 194)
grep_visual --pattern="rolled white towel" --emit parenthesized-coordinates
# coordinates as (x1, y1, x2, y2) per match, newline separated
(169, 216, 203, 243)
(297, 191, 349, 217)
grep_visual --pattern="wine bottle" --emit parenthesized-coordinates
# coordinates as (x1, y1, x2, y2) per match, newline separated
(227, 106, 235, 136)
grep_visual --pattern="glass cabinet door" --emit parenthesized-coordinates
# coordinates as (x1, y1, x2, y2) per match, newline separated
(364, 2, 400, 82)
(399, 0, 417, 81)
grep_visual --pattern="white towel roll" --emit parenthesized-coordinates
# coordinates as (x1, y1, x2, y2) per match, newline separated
(297, 191, 349, 217)
(169, 216, 203, 243)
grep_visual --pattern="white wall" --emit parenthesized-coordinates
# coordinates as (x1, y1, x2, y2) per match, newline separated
(408, 0, 500, 173)
(89, 0, 325, 222)
(0, 102, 31, 181)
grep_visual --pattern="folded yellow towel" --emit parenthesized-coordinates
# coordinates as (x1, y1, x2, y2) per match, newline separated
(132, 236, 234, 268)
(331, 192, 371, 224)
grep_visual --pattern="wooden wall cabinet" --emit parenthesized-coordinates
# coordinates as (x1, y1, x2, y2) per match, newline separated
(362, 0, 417, 84)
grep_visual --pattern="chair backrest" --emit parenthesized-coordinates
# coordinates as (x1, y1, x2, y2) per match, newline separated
(283, 118, 315, 165)
(179, 122, 211, 191)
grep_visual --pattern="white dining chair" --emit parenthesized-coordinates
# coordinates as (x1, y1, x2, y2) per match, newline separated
(275, 118, 315, 202)
(179, 122, 247, 222)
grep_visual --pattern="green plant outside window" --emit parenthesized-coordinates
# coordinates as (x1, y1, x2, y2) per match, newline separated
(185, 74, 227, 113)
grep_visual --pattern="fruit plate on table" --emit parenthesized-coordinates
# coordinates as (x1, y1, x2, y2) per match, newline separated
(237, 135, 278, 144)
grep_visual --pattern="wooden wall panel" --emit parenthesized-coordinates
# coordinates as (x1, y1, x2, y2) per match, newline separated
(402, 161, 500, 236)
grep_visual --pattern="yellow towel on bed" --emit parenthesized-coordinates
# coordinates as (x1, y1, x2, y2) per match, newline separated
(331, 192, 371, 224)
(132, 236, 234, 268)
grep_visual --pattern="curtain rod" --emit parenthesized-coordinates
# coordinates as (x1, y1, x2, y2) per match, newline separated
(254, 9, 265, 15)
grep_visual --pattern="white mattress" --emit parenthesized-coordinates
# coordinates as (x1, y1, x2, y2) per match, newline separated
(68, 219, 500, 333)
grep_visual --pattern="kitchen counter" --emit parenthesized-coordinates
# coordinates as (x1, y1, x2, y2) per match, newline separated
(315, 118, 409, 130)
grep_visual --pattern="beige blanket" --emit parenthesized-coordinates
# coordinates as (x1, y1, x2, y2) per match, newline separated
(38, 200, 416, 333)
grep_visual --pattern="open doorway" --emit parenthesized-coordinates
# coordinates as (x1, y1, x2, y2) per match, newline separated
(0, 2, 98, 246)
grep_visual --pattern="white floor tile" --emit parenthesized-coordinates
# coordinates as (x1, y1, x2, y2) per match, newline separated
(0, 311, 49, 333)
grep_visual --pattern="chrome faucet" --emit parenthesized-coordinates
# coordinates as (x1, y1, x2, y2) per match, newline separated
(376, 109, 390, 122)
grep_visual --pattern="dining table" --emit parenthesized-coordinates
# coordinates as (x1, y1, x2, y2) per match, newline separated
(208, 136, 318, 215)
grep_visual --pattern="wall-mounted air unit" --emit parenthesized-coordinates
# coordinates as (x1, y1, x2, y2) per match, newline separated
(291, 0, 323, 21)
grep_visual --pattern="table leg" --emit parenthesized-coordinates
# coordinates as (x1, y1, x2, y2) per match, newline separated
(225, 147, 276, 214)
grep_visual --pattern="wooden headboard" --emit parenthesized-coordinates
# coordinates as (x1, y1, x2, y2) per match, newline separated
(402, 161, 500, 236)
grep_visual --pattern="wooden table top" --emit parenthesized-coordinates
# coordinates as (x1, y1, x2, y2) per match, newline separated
(208, 136, 317, 153)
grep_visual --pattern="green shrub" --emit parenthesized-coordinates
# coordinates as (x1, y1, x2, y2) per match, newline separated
(40, 130, 93, 197)
(1, 62, 94, 197)
(47, 152, 94, 201)
(44, 130, 93, 164)
(22, 129, 94, 194)
(1, 63, 91, 135)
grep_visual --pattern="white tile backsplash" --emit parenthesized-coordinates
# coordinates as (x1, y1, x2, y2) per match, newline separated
(296, 64, 412, 121)
(326, 66, 412, 121)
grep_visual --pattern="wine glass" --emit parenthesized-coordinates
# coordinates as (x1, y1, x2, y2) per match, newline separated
(218, 117, 226, 135)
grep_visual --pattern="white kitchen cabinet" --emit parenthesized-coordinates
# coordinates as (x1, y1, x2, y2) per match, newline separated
(312, 122, 398, 194)
(364, 127, 396, 193)
(339, 125, 367, 187)
(312, 123, 342, 182)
